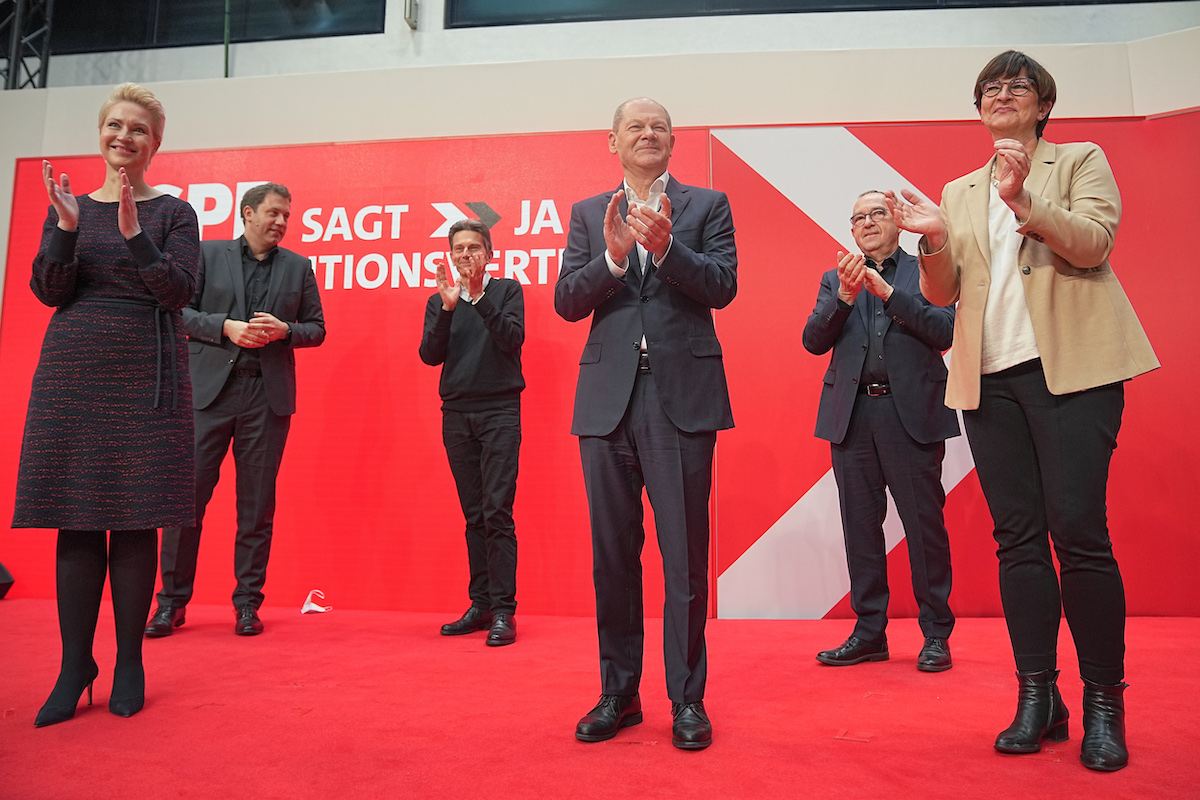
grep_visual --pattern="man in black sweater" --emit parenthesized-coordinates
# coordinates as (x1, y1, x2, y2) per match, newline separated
(419, 219, 524, 646)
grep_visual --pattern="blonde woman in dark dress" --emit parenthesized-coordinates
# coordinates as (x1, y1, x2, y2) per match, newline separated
(15, 83, 200, 726)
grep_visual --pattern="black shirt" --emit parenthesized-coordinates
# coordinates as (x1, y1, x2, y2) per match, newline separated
(235, 236, 277, 371)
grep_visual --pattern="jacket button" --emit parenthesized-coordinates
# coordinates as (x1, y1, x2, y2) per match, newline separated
(1021, 266, 1031, 275)
(641, 295, 649, 302)
(632, 342, 640, 349)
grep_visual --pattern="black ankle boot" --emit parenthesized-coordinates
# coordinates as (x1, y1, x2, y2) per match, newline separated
(994, 669, 1070, 753)
(1080, 678, 1128, 771)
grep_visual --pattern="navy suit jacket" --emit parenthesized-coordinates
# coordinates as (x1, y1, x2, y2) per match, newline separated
(802, 248, 959, 446)
(183, 239, 326, 416)
(555, 177, 737, 436)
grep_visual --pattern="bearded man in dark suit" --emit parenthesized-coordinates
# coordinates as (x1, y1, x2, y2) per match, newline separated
(146, 182, 326, 637)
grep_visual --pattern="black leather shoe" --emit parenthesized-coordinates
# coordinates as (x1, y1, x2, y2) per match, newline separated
(671, 701, 712, 750)
(917, 637, 953, 672)
(575, 695, 642, 742)
(485, 613, 516, 646)
(234, 605, 264, 636)
(816, 636, 889, 666)
(144, 605, 185, 638)
(440, 606, 493, 636)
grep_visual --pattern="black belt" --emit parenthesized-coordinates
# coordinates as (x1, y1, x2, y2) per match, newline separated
(232, 368, 262, 378)
(860, 383, 891, 397)
(637, 351, 651, 372)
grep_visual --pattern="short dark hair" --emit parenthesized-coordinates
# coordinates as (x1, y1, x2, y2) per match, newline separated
(973, 50, 1057, 139)
(448, 218, 492, 254)
(240, 182, 292, 218)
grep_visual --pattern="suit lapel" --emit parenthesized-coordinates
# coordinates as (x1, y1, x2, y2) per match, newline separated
(226, 241, 247, 320)
(1026, 138, 1056, 201)
(665, 175, 691, 221)
(965, 159, 994, 266)
(855, 286, 871, 333)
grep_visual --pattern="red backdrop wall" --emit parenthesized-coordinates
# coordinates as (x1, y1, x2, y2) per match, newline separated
(1, 115, 1194, 618)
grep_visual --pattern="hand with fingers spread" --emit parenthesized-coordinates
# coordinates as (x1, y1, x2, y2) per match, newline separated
(884, 189, 948, 253)
(43, 160, 79, 232)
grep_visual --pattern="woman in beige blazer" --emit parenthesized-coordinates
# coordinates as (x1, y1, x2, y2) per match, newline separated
(887, 51, 1158, 773)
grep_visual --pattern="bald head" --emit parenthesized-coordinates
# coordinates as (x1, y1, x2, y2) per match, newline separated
(613, 97, 672, 133)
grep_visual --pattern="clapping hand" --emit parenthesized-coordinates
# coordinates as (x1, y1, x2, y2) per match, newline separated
(884, 189, 947, 252)
(117, 168, 142, 240)
(43, 160, 79, 232)
(627, 194, 673, 263)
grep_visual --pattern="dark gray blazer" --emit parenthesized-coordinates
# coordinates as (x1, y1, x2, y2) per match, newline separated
(183, 239, 326, 416)
(802, 248, 959, 446)
(554, 177, 737, 436)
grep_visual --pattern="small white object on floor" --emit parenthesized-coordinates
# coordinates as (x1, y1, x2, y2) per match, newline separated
(301, 589, 332, 614)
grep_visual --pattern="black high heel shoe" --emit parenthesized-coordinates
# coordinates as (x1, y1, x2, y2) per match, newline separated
(109, 663, 145, 718)
(994, 669, 1070, 753)
(34, 659, 100, 728)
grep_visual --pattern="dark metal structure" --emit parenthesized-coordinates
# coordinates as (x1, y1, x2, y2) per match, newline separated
(1, 0, 54, 89)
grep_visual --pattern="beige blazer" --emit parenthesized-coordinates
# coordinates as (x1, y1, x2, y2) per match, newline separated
(920, 138, 1158, 410)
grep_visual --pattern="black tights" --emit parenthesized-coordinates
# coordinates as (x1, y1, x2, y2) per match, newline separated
(47, 529, 157, 706)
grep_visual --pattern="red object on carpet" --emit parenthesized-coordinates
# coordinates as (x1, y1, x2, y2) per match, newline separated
(1, 600, 1195, 799)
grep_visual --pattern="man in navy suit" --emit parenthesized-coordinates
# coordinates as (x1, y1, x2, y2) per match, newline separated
(146, 182, 326, 638)
(802, 190, 959, 672)
(555, 98, 736, 750)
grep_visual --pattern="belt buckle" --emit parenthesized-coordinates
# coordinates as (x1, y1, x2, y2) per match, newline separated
(866, 383, 889, 397)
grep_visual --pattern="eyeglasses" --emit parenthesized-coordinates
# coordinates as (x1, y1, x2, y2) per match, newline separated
(850, 208, 889, 228)
(980, 78, 1036, 98)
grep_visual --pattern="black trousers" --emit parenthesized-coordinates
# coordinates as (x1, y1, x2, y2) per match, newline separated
(579, 371, 715, 705)
(963, 359, 1126, 684)
(831, 392, 955, 644)
(158, 374, 291, 610)
(442, 405, 520, 615)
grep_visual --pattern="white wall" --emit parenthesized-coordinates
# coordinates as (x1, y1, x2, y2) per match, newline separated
(2, 1, 1199, 319)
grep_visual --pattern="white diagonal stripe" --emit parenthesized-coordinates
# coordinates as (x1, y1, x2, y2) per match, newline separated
(713, 126, 975, 619)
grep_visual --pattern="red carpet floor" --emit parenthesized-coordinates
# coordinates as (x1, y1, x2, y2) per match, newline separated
(1, 600, 1196, 799)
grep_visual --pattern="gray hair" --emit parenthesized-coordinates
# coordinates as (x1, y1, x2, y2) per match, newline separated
(448, 218, 493, 254)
